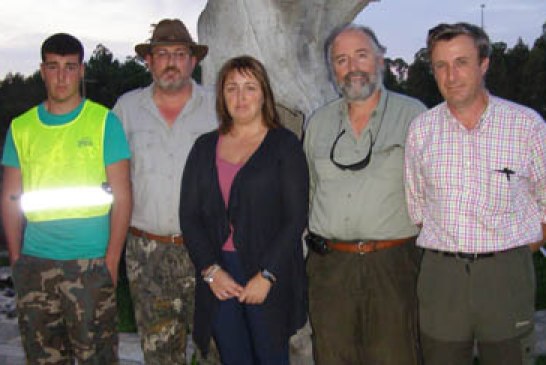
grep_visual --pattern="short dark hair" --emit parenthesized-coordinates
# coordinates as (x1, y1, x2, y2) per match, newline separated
(41, 33, 84, 63)
(427, 22, 491, 62)
(216, 55, 281, 134)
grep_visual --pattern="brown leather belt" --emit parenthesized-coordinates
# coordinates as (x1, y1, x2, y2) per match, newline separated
(327, 237, 413, 255)
(129, 227, 184, 245)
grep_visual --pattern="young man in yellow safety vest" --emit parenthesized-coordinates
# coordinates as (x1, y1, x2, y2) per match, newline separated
(1, 33, 132, 364)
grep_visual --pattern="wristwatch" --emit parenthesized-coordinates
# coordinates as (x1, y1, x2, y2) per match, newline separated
(260, 269, 277, 284)
(203, 264, 220, 283)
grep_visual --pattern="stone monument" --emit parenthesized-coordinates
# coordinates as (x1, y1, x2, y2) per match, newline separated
(198, 0, 375, 137)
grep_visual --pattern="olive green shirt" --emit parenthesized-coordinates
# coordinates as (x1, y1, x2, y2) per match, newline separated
(304, 88, 426, 241)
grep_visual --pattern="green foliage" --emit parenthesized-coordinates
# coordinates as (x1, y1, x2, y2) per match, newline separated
(404, 48, 442, 107)
(85, 44, 151, 108)
(0, 71, 45, 144)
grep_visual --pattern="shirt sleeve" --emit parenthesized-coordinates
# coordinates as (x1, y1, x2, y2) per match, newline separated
(1, 127, 19, 167)
(104, 111, 131, 165)
(404, 119, 425, 225)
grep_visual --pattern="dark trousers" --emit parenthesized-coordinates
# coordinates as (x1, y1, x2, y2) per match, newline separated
(212, 251, 289, 365)
(418, 247, 535, 365)
(307, 241, 422, 365)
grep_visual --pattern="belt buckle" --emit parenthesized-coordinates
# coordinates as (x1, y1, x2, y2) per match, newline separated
(357, 241, 366, 255)
(170, 234, 180, 244)
(455, 252, 478, 263)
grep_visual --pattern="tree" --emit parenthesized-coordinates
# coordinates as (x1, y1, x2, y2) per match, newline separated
(485, 42, 509, 97)
(504, 38, 530, 104)
(383, 57, 407, 93)
(85, 44, 152, 108)
(520, 36, 546, 118)
(405, 48, 441, 107)
(85, 44, 122, 108)
(0, 71, 45, 144)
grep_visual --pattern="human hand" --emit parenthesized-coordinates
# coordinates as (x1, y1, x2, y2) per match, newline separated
(239, 273, 271, 304)
(529, 241, 544, 253)
(209, 268, 244, 301)
(105, 256, 119, 288)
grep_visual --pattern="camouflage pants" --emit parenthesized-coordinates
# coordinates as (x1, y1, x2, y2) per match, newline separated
(126, 233, 219, 365)
(12, 255, 118, 365)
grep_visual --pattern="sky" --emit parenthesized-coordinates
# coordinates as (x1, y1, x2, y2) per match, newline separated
(1, 0, 545, 78)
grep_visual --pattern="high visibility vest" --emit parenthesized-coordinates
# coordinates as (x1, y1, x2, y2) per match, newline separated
(11, 100, 112, 222)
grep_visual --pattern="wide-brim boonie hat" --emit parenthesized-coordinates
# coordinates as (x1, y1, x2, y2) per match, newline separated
(135, 19, 208, 62)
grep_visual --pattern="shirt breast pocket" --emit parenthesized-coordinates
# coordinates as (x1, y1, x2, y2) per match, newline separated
(482, 168, 517, 213)
(129, 130, 162, 173)
(372, 144, 404, 180)
(313, 159, 344, 182)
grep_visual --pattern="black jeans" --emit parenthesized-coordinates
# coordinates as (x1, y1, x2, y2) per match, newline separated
(213, 251, 289, 365)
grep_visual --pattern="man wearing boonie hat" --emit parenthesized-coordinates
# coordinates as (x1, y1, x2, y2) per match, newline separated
(113, 19, 217, 364)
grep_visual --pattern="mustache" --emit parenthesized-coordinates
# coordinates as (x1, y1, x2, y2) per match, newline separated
(343, 70, 371, 84)
(161, 67, 181, 75)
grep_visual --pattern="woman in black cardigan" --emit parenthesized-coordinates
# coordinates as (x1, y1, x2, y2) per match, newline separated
(179, 56, 308, 365)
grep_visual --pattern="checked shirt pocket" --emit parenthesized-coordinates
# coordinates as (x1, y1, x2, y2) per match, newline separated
(481, 168, 516, 213)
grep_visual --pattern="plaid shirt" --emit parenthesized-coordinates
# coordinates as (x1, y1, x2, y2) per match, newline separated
(405, 95, 546, 253)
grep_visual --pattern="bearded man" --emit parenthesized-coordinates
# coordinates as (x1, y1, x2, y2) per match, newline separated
(303, 23, 427, 365)
(113, 19, 217, 364)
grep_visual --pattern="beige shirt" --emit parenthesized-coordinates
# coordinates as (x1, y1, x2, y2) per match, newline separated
(113, 80, 217, 235)
(304, 88, 425, 241)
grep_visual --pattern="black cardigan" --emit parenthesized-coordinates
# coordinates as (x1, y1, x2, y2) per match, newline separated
(179, 127, 309, 354)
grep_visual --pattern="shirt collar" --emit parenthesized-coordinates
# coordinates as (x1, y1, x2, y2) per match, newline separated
(443, 91, 492, 132)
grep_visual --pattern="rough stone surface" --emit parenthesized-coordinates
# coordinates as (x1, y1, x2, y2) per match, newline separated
(198, 0, 375, 118)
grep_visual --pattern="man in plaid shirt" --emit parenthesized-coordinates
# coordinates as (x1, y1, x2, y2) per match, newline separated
(405, 22, 546, 365)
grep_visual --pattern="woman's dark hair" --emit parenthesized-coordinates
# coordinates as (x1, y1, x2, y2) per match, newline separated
(216, 55, 280, 134)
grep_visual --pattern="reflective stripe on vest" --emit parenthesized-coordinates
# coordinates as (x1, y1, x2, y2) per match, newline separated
(11, 100, 111, 222)
(21, 186, 113, 213)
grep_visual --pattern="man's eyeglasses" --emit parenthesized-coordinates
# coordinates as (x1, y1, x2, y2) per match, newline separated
(152, 49, 191, 62)
(329, 129, 374, 171)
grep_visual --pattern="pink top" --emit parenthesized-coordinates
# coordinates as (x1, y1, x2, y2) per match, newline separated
(216, 136, 243, 251)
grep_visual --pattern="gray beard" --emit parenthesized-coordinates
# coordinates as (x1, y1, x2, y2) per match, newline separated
(155, 77, 189, 91)
(338, 70, 382, 102)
